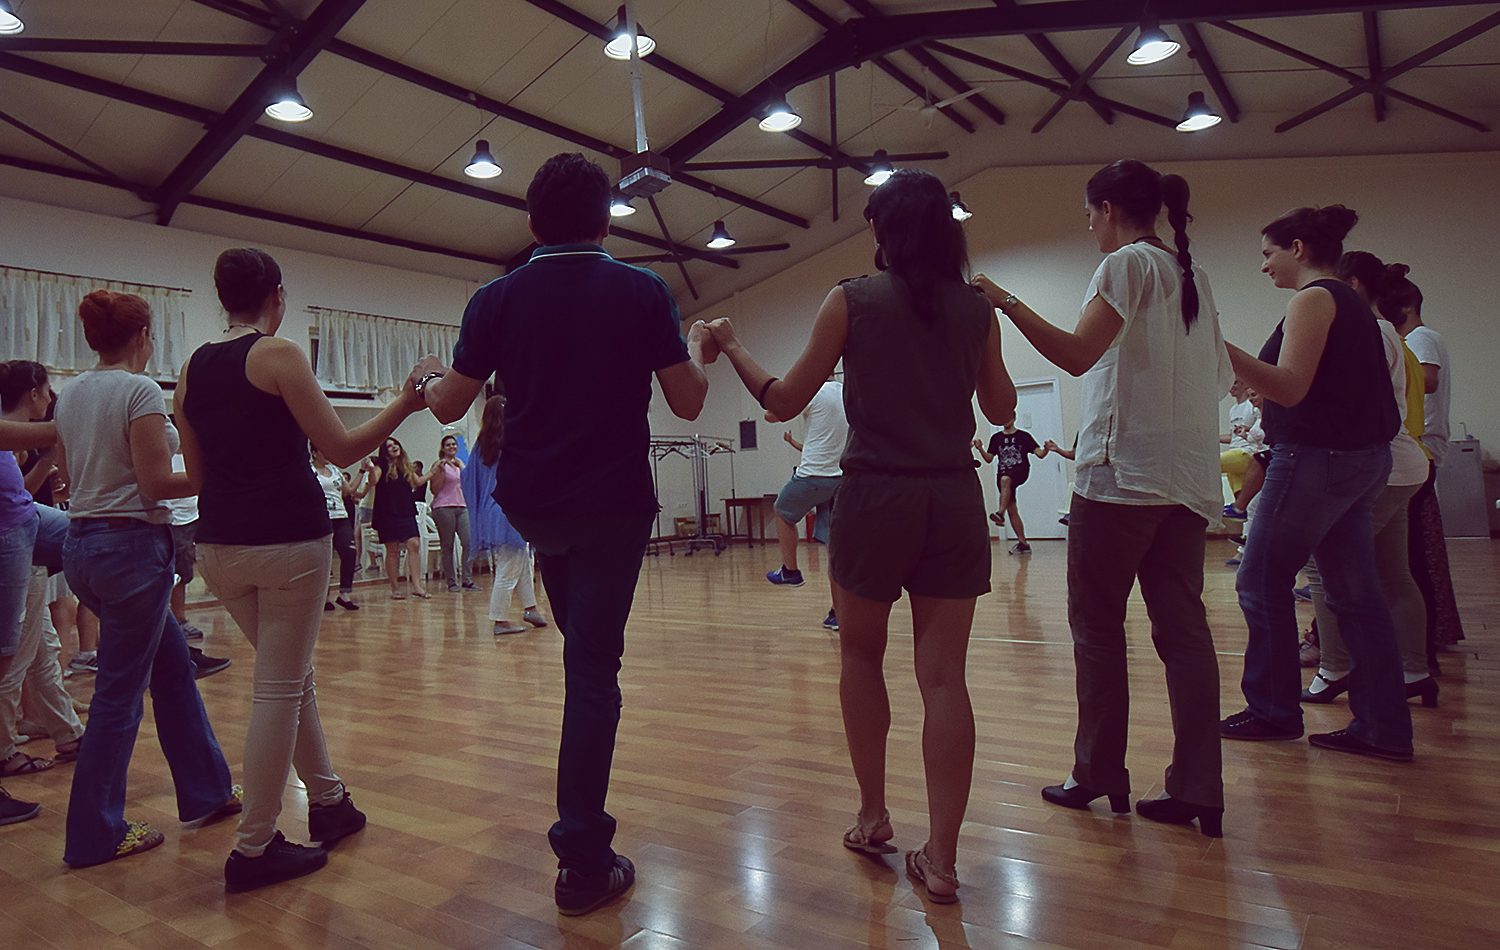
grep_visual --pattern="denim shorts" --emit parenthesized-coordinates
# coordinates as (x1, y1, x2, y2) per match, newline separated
(830, 470, 990, 603)
(774, 474, 840, 524)
(170, 520, 198, 583)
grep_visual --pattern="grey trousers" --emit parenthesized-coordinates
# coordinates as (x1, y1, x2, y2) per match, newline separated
(1067, 495, 1223, 809)
(1, 568, 85, 761)
(1307, 481, 1425, 676)
(432, 506, 472, 587)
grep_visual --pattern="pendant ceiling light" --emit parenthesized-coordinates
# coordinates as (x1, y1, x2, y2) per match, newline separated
(464, 140, 502, 178)
(609, 191, 637, 217)
(1127, 16, 1180, 66)
(758, 98, 802, 133)
(950, 192, 973, 222)
(264, 78, 313, 122)
(864, 149, 895, 187)
(604, 6, 656, 60)
(706, 220, 736, 249)
(0, 1, 24, 35)
(1175, 91, 1222, 132)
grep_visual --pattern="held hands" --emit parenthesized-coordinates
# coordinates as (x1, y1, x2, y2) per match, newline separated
(1044, 439, 1060, 452)
(971, 438, 984, 450)
(971, 274, 1011, 308)
(401, 355, 447, 410)
(687, 320, 720, 365)
(705, 317, 741, 354)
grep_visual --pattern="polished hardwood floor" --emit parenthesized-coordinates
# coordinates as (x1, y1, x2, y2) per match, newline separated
(2, 537, 1496, 949)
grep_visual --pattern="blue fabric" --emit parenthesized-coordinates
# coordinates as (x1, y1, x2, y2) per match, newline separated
(0, 509, 37, 657)
(461, 457, 525, 565)
(61, 520, 233, 866)
(1236, 443, 1412, 753)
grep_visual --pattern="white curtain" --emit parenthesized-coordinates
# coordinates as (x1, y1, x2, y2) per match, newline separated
(0, 266, 190, 378)
(313, 308, 461, 393)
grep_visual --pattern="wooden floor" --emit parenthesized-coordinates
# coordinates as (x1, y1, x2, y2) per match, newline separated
(2, 537, 1496, 949)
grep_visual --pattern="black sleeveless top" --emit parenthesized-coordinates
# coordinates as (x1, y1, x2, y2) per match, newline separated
(183, 333, 331, 545)
(840, 272, 992, 474)
(1257, 279, 1399, 451)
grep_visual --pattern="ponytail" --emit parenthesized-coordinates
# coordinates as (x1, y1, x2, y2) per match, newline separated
(1159, 173, 1198, 332)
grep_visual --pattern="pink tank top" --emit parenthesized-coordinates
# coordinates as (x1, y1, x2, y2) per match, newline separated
(430, 460, 466, 508)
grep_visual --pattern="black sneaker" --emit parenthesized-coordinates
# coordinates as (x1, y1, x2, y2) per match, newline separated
(555, 854, 635, 917)
(1308, 729, 1413, 762)
(191, 648, 232, 680)
(822, 610, 839, 632)
(308, 791, 367, 848)
(766, 567, 804, 587)
(181, 622, 207, 641)
(1220, 709, 1302, 741)
(224, 831, 328, 893)
(0, 786, 41, 826)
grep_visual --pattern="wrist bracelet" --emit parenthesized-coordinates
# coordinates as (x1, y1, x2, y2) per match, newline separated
(414, 371, 445, 396)
(1001, 293, 1020, 310)
(757, 376, 779, 408)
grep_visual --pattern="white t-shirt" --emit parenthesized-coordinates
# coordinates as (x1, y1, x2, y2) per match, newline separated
(165, 453, 200, 526)
(795, 380, 848, 478)
(1403, 324, 1451, 463)
(1073, 243, 1233, 522)
(315, 463, 349, 520)
(55, 369, 173, 523)
(1226, 397, 1256, 452)
(1380, 322, 1429, 487)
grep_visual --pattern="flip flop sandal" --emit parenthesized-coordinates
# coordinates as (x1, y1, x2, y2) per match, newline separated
(905, 846, 960, 904)
(53, 738, 83, 763)
(842, 810, 898, 855)
(1, 752, 55, 776)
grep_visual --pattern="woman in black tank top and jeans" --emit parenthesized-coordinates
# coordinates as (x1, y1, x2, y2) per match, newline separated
(177, 248, 425, 892)
(1220, 208, 1412, 762)
(704, 171, 1018, 904)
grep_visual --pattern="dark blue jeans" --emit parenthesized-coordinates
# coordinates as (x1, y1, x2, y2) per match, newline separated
(509, 510, 652, 876)
(62, 520, 233, 866)
(1236, 444, 1412, 753)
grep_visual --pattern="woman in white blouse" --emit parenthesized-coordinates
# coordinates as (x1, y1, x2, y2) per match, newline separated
(311, 447, 358, 611)
(973, 160, 1230, 838)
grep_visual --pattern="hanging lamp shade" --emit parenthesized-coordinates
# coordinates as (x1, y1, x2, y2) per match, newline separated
(0, 1, 25, 35)
(1175, 91, 1222, 132)
(609, 192, 637, 217)
(604, 6, 656, 60)
(464, 140, 502, 178)
(264, 78, 313, 122)
(1127, 21, 1179, 66)
(950, 192, 973, 221)
(706, 220, 736, 249)
(864, 149, 895, 187)
(758, 98, 801, 132)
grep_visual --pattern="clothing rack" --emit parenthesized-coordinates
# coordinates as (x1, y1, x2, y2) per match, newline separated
(647, 435, 735, 557)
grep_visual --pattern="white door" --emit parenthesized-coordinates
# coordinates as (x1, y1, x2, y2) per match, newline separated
(982, 378, 1067, 541)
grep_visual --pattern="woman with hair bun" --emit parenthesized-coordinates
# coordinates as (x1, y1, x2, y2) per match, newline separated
(1221, 207, 1413, 762)
(51, 291, 238, 867)
(176, 247, 425, 891)
(708, 168, 1017, 904)
(974, 159, 1231, 839)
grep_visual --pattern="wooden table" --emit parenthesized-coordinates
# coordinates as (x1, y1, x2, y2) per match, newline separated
(723, 495, 778, 545)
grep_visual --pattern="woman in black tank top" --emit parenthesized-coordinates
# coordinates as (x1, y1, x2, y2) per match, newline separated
(704, 171, 1018, 904)
(176, 248, 425, 893)
(1221, 207, 1412, 762)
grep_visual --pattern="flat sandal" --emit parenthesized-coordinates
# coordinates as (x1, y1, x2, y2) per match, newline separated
(842, 809, 897, 855)
(905, 845, 960, 904)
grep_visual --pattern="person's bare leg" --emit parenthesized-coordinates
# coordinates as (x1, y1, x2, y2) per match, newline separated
(170, 580, 188, 623)
(997, 475, 1013, 526)
(909, 594, 977, 878)
(776, 515, 801, 572)
(1008, 501, 1027, 546)
(1235, 460, 1266, 511)
(833, 580, 894, 827)
(384, 543, 402, 594)
(406, 538, 426, 596)
(49, 595, 77, 665)
(76, 604, 98, 654)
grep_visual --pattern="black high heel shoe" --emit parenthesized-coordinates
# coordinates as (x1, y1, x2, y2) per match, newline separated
(1405, 677, 1439, 708)
(1135, 797, 1224, 838)
(1299, 672, 1349, 704)
(1041, 783, 1130, 814)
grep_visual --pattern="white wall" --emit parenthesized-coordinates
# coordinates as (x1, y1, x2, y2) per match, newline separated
(0, 193, 482, 471)
(685, 151, 1500, 511)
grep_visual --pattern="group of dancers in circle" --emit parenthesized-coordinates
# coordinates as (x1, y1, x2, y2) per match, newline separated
(0, 149, 1456, 913)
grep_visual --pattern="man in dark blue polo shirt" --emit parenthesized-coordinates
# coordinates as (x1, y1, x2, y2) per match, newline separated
(415, 153, 711, 916)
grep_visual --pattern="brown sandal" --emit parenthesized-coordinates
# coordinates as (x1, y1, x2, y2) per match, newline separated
(842, 810, 898, 855)
(905, 845, 960, 904)
(53, 738, 83, 764)
(0, 752, 55, 776)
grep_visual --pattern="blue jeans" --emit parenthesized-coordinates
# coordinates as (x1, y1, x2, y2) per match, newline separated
(31, 503, 68, 572)
(1, 510, 42, 658)
(62, 520, 233, 867)
(1236, 444, 1412, 753)
(508, 510, 652, 876)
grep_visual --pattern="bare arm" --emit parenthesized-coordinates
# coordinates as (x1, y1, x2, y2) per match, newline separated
(22, 452, 58, 495)
(976, 312, 1018, 425)
(783, 431, 804, 452)
(1226, 287, 1336, 408)
(0, 420, 58, 451)
(656, 321, 714, 421)
(971, 439, 994, 464)
(129, 413, 193, 500)
(249, 336, 424, 467)
(974, 275, 1123, 378)
(423, 368, 486, 425)
(710, 287, 847, 422)
(1420, 363, 1440, 395)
